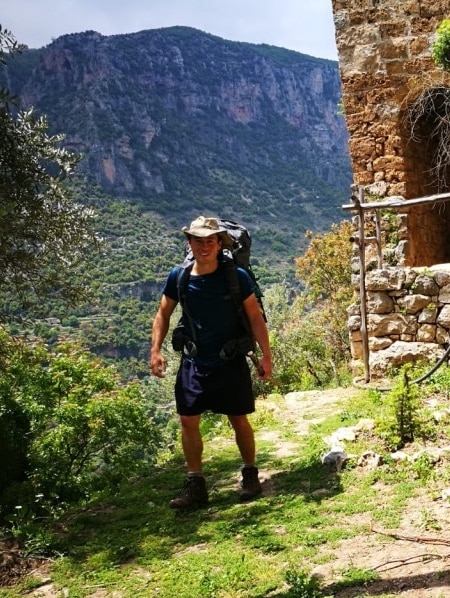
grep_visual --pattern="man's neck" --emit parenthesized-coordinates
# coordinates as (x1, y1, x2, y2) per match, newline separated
(191, 260, 219, 276)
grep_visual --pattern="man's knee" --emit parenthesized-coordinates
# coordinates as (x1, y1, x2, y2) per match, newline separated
(228, 414, 252, 432)
(180, 414, 201, 431)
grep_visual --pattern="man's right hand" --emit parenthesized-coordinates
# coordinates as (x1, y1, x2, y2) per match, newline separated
(150, 350, 166, 378)
(150, 295, 178, 378)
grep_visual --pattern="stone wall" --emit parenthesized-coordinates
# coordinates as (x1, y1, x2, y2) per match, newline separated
(331, 0, 450, 200)
(332, 0, 450, 268)
(332, 1, 450, 375)
(349, 266, 450, 376)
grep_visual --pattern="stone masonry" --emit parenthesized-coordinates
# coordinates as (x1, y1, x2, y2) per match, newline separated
(349, 265, 450, 376)
(331, 0, 450, 199)
(331, 0, 450, 375)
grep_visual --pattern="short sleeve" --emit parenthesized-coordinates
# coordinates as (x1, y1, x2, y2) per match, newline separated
(237, 267, 256, 301)
(162, 267, 181, 302)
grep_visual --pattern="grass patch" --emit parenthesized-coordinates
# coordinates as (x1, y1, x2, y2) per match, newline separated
(4, 376, 450, 597)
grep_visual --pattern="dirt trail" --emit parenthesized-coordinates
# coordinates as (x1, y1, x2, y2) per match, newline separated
(262, 387, 450, 598)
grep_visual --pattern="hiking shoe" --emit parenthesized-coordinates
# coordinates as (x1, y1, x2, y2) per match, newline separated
(240, 466, 262, 501)
(169, 475, 209, 509)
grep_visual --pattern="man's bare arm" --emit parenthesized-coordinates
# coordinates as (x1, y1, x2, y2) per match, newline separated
(150, 295, 177, 377)
(243, 294, 272, 380)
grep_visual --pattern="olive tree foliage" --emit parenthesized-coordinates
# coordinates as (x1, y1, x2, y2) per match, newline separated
(295, 220, 354, 357)
(0, 26, 21, 95)
(431, 19, 450, 71)
(0, 327, 163, 516)
(0, 26, 100, 317)
(264, 221, 354, 392)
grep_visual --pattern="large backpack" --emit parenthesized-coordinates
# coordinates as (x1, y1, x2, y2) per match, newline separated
(172, 219, 266, 359)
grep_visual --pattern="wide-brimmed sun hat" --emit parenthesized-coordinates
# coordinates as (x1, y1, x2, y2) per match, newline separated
(181, 216, 232, 246)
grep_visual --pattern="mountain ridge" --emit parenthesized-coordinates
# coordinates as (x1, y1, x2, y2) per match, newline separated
(2, 26, 351, 260)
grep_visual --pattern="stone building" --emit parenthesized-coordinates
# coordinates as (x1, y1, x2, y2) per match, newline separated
(331, 0, 450, 378)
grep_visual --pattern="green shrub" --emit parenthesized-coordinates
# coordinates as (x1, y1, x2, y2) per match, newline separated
(432, 19, 450, 71)
(0, 397, 30, 496)
(375, 365, 422, 450)
(0, 329, 162, 520)
(268, 296, 350, 393)
(285, 568, 324, 597)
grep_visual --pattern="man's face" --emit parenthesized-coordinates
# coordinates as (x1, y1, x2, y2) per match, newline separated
(189, 234, 222, 265)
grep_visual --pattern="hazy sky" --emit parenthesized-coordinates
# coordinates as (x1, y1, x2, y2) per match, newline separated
(2, 0, 338, 60)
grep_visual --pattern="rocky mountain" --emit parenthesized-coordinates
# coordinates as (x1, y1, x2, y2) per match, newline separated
(3, 26, 351, 259)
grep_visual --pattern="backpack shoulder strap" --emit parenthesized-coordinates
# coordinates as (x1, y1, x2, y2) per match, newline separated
(221, 250, 242, 315)
(176, 260, 193, 307)
(220, 253, 255, 346)
(221, 251, 267, 323)
(176, 260, 196, 341)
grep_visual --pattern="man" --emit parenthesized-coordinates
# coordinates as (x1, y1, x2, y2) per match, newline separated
(150, 216, 272, 509)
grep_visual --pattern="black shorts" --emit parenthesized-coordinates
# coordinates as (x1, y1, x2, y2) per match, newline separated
(175, 356, 255, 416)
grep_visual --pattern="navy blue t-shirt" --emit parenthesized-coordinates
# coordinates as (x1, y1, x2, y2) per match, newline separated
(163, 262, 255, 365)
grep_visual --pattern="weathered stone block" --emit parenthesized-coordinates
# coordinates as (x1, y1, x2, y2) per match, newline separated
(396, 294, 433, 314)
(349, 136, 377, 160)
(394, 240, 409, 265)
(345, 113, 368, 129)
(351, 340, 364, 359)
(388, 182, 407, 196)
(436, 325, 449, 344)
(400, 334, 415, 341)
(367, 313, 417, 336)
(348, 315, 362, 331)
(385, 135, 403, 155)
(409, 36, 431, 56)
(347, 303, 361, 316)
(419, 5, 448, 19)
(385, 60, 411, 76)
(417, 324, 436, 342)
(379, 22, 408, 38)
(351, 257, 360, 273)
(369, 341, 443, 376)
(366, 268, 406, 291)
(412, 274, 440, 296)
(366, 291, 395, 313)
(418, 307, 438, 324)
(351, 274, 361, 289)
(354, 171, 375, 185)
(437, 305, 450, 328)
(372, 155, 405, 170)
(438, 284, 450, 304)
(380, 40, 409, 61)
(369, 336, 393, 351)
(430, 268, 450, 288)
(350, 329, 362, 342)
(385, 170, 402, 183)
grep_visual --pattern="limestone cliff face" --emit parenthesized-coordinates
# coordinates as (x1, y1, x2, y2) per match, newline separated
(5, 27, 351, 231)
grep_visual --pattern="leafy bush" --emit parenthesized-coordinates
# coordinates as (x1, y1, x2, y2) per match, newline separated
(285, 568, 324, 597)
(0, 396, 30, 492)
(262, 222, 354, 393)
(0, 328, 162, 518)
(432, 19, 450, 71)
(375, 365, 424, 450)
(295, 221, 354, 362)
(263, 293, 350, 393)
